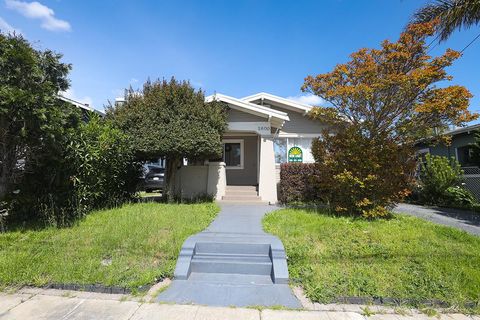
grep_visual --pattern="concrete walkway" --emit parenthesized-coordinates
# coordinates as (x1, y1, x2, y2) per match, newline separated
(394, 203, 480, 236)
(157, 204, 301, 308)
(0, 289, 477, 320)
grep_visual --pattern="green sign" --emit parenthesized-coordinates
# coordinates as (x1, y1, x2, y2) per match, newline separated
(288, 146, 303, 163)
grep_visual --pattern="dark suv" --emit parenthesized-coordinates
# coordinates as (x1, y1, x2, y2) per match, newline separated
(143, 166, 165, 193)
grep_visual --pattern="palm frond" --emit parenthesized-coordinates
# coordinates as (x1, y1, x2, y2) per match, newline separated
(411, 0, 480, 41)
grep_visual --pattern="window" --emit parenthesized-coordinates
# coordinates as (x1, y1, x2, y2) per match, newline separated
(274, 137, 316, 163)
(456, 145, 477, 167)
(274, 138, 287, 164)
(223, 139, 244, 169)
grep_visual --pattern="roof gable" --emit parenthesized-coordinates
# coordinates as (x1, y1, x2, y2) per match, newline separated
(241, 92, 313, 114)
(205, 93, 289, 128)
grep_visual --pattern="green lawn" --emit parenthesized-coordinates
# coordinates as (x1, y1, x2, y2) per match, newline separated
(263, 208, 480, 309)
(0, 202, 218, 292)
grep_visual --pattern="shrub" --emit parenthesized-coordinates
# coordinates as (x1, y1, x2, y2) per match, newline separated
(278, 163, 322, 204)
(9, 116, 141, 227)
(444, 186, 477, 207)
(67, 116, 141, 212)
(310, 126, 415, 218)
(417, 154, 476, 207)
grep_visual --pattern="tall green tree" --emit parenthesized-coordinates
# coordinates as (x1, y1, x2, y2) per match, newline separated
(411, 0, 480, 41)
(0, 32, 71, 201)
(108, 78, 228, 202)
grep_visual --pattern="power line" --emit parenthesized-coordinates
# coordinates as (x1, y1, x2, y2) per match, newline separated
(460, 32, 480, 53)
(427, 34, 440, 54)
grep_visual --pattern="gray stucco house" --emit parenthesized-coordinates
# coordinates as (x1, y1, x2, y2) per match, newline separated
(172, 92, 327, 203)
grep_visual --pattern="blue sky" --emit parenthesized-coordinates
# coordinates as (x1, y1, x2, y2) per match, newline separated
(1, 0, 479, 116)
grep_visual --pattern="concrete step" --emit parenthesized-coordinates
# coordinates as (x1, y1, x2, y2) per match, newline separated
(225, 185, 257, 191)
(224, 189, 259, 195)
(195, 242, 270, 256)
(217, 199, 269, 205)
(193, 253, 271, 263)
(190, 256, 273, 276)
(222, 195, 261, 201)
(187, 272, 274, 285)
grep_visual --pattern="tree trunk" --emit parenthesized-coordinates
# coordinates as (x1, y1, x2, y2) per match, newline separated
(164, 156, 181, 203)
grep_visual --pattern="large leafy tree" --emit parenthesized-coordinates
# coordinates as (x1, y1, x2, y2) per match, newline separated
(411, 0, 480, 41)
(303, 22, 477, 217)
(0, 32, 71, 202)
(108, 78, 228, 202)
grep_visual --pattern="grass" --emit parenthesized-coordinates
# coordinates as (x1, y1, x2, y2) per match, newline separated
(263, 208, 480, 310)
(0, 202, 218, 292)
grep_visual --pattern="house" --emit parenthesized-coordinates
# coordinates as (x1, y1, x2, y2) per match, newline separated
(174, 92, 327, 203)
(57, 95, 105, 119)
(416, 123, 480, 198)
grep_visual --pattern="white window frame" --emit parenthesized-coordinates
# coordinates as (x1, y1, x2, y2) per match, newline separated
(222, 139, 244, 170)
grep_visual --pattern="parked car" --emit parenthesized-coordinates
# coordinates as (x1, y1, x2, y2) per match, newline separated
(142, 165, 165, 192)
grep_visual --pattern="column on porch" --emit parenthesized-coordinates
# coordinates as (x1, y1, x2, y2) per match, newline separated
(258, 134, 278, 204)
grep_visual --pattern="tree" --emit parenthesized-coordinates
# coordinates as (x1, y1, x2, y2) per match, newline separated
(411, 0, 480, 41)
(107, 78, 228, 202)
(0, 32, 71, 202)
(302, 21, 477, 217)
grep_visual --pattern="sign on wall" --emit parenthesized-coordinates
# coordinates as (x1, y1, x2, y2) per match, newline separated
(288, 147, 303, 163)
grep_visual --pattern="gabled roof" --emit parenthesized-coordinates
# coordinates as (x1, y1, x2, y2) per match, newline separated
(241, 92, 313, 114)
(445, 123, 480, 136)
(58, 95, 105, 116)
(206, 93, 289, 128)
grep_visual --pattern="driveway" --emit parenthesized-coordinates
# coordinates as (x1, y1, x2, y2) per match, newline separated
(394, 203, 480, 236)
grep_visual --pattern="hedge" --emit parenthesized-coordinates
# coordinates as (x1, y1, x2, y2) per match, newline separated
(278, 163, 320, 204)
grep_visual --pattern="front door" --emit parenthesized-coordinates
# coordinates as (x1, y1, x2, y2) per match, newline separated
(223, 136, 258, 185)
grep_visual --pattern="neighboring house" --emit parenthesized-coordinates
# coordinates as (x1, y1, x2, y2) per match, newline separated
(417, 124, 480, 199)
(175, 92, 326, 203)
(58, 95, 105, 119)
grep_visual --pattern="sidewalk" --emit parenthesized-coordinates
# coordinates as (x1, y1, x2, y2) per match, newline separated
(0, 288, 478, 320)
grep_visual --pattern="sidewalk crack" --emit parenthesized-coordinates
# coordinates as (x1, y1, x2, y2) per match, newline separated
(60, 298, 85, 320)
(127, 302, 142, 320)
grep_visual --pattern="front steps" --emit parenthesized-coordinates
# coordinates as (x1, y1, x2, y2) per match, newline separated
(221, 185, 263, 202)
(158, 233, 299, 307)
(190, 242, 273, 280)
(157, 205, 300, 308)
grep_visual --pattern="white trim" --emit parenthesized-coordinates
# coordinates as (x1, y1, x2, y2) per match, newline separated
(206, 93, 289, 124)
(277, 133, 322, 138)
(455, 147, 459, 161)
(224, 132, 257, 137)
(241, 92, 313, 114)
(222, 139, 244, 170)
(228, 122, 271, 135)
(58, 95, 94, 112)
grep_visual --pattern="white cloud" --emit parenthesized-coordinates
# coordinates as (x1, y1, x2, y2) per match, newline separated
(286, 93, 324, 106)
(0, 17, 22, 34)
(61, 88, 93, 107)
(5, 0, 71, 32)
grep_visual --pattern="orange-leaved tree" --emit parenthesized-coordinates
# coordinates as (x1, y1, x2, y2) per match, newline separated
(302, 21, 477, 218)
